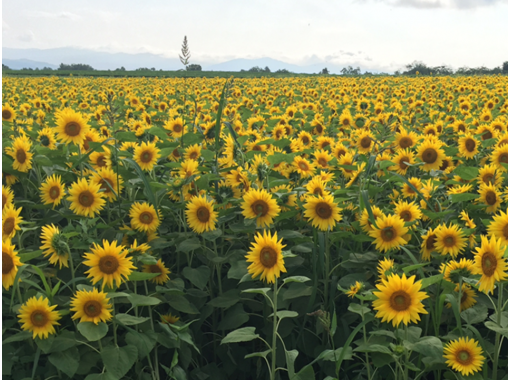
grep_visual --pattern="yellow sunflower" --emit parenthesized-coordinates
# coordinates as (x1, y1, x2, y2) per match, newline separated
(490, 143, 508, 171)
(368, 214, 408, 253)
(477, 164, 503, 188)
(346, 281, 363, 298)
(356, 130, 375, 154)
(293, 156, 316, 178)
(67, 178, 106, 218)
(401, 177, 423, 199)
(487, 209, 508, 245)
(133, 141, 161, 171)
(372, 273, 428, 327)
(70, 288, 113, 324)
(89, 147, 112, 170)
(394, 200, 422, 225)
(246, 230, 286, 284)
(40, 224, 69, 268)
(37, 127, 57, 150)
(420, 227, 439, 261)
(161, 313, 180, 324)
(434, 224, 467, 258)
(446, 284, 477, 311)
(305, 177, 329, 197)
(142, 259, 171, 285)
(2, 185, 14, 212)
(477, 183, 502, 213)
(303, 194, 342, 231)
(17, 296, 61, 339)
(2, 204, 23, 240)
(6, 136, 33, 173)
(39, 174, 65, 208)
(457, 133, 479, 159)
(440, 258, 475, 283)
(359, 205, 384, 234)
(83, 240, 136, 290)
(129, 202, 161, 233)
(184, 144, 202, 161)
(164, 117, 187, 139)
(473, 235, 508, 294)
(241, 188, 280, 228)
(185, 195, 218, 234)
(89, 167, 123, 202)
(443, 337, 484, 376)
(416, 139, 445, 172)
(2, 104, 16, 122)
(395, 129, 419, 149)
(54, 108, 90, 145)
(314, 150, 333, 169)
(391, 149, 415, 175)
(377, 257, 395, 282)
(2, 239, 22, 290)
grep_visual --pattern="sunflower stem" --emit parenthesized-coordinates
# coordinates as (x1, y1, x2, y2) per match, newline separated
(270, 278, 278, 380)
(68, 248, 76, 293)
(361, 300, 372, 380)
(492, 282, 504, 380)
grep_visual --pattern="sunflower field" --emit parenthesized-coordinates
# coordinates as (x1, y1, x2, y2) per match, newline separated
(1, 74, 508, 380)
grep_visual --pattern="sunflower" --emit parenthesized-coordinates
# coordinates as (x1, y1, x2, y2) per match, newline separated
(338, 152, 356, 179)
(345, 163, 366, 188)
(490, 143, 508, 171)
(457, 133, 479, 159)
(142, 259, 171, 285)
(477, 164, 503, 188)
(129, 202, 161, 233)
(37, 127, 57, 150)
(401, 177, 423, 199)
(346, 281, 363, 298)
(368, 214, 408, 253)
(394, 200, 422, 225)
(40, 224, 69, 268)
(2, 104, 16, 122)
(178, 159, 200, 180)
(446, 284, 477, 311)
(241, 188, 280, 228)
(359, 205, 384, 234)
(434, 224, 467, 258)
(2, 185, 13, 211)
(161, 313, 180, 324)
(184, 144, 202, 161)
(377, 258, 395, 282)
(298, 131, 313, 147)
(356, 130, 375, 154)
(391, 149, 415, 175)
(133, 141, 161, 171)
(271, 184, 297, 212)
(67, 178, 106, 218)
(164, 117, 187, 139)
(420, 227, 439, 261)
(293, 156, 316, 178)
(185, 195, 218, 234)
(54, 108, 90, 145)
(303, 194, 342, 231)
(440, 258, 475, 283)
(89, 167, 123, 202)
(372, 273, 428, 327)
(305, 177, 329, 197)
(83, 240, 136, 290)
(246, 230, 286, 284)
(332, 143, 348, 159)
(2, 239, 22, 290)
(6, 136, 33, 173)
(473, 235, 508, 294)
(2, 204, 23, 240)
(477, 183, 502, 213)
(443, 337, 484, 376)
(17, 296, 61, 339)
(89, 147, 112, 170)
(416, 139, 445, 172)
(314, 150, 333, 169)
(70, 288, 113, 324)
(395, 129, 419, 149)
(487, 209, 508, 245)
(39, 174, 65, 208)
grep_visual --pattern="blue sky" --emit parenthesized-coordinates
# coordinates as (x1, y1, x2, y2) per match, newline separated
(2, 0, 508, 72)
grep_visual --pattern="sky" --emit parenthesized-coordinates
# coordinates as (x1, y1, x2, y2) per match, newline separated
(2, 0, 508, 72)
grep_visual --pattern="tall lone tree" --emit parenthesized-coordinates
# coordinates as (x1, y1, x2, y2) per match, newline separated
(179, 36, 191, 68)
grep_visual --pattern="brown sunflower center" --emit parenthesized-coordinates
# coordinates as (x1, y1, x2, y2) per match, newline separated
(456, 350, 473, 365)
(504, 224, 508, 241)
(342, 118, 350, 126)
(16, 149, 27, 164)
(481, 252, 497, 276)
(65, 122, 81, 137)
(100, 179, 114, 193)
(79, 191, 94, 207)
(310, 202, 332, 222)
(485, 190, 497, 206)
(2, 251, 14, 274)
(426, 234, 437, 250)
(196, 206, 210, 223)
(49, 186, 60, 200)
(443, 235, 456, 247)
(316, 124, 324, 133)
(259, 247, 277, 268)
(140, 211, 154, 225)
(2, 110, 12, 119)
(149, 264, 162, 274)
(251, 200, 269, 217)
(482, 131, 493, 141)
(189, 152, 198, 160)
(141, 151, 153, 163)
(400, 211, 412, 222)
(2, 194, 6, 209)
(482, 173, 494, 185)
(465, 138, 476, 152)
(3, 217, 15, 236)
(99, 255, 120, 274)
(460, 289, 468, 304)
(96, 156, 107, 167)
(313, 187, 323, 196)
(302, 136, 310, 145)
(336, 149, 346, 158)
(30, 310, 49, 327)
(173, 124, 182, 133)
(83, 137, 92, 151)
(298, 162, 309, 171)
(84, 300, 103, 317)
(422, 148, 438, 164)
(399, 157, 410, 170)
(172, 148, 180, 158)
(498, 153, 507, 164)
(382, 227, 396, 242)
(360, 136, 372, 149)
(399, 137, 412, 149)
(457, 124, 466, 132)
(318, 158, 327, 167)
(390, 290, 411, 311)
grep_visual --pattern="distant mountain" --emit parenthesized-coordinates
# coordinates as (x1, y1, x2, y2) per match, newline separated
(203, 58, 305, 73)
(3, 58, 58, 70)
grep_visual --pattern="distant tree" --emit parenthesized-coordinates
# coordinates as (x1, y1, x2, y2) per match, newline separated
(275, 68, 290, 74)
(179, 36, 191, 68)
(135, 67, 150, 71)
(186, 64, 202, 71)
(264, 66, 271, 73)
(248, 66, 264, 73)
(503, 61, 508, 74)
(42, 66, 53, 71)
(58, 63, 94, 71)
(320, 67, 329, 75)
(115, 66, 126, 71)
(2, 64, 10, 70)
(340, 66, 360, 75)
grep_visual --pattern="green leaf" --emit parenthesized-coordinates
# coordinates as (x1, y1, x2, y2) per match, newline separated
(283, 276, 311, 285)
(182, 266, 210, 290)
(167, 295, 200, 314)
(291, 365, 315, 380)
(148, 126, 169, 140)
(2, 331, 32, 344)
(101, 344, 138, 379)
(450, 193, 479, 203)
(245, 350, 271, 359)
(123, 158, 159, 216)
(286, 349, 299, 378)
(84, 373, 119, 380)
(461, 303, 488, 325)
(402, 263, 429, 273)
(125, 331, 157, 359)
(283, 284, 312, 300)
(48, 346, 80, 378)
(453, 165, 479, 180)
(208, 289, 240, 309)
(18, 250, 42, 263)
(115, 313, 150, 326)
(267, 153, 295, 165)
(221, 327, 259, 344)
(273, 310, 299, 319)
(127, 272, 159, 281)
(242, 288, 271, 296)
(201, 229, 222, 241)
(177, 238, 201, 253)
(116, 132, 137, 142)
(336, 315, 374, 374)
(218, 304, 250, 331)
(419, 274, 443, 289)
(48, 330, 77, 353)
(485, 321, 508, 337)
(411, 336, 443, 361)
(77, 322, 108, 342)
(348, 303, 371, 317)
(127, 293, 161, 307)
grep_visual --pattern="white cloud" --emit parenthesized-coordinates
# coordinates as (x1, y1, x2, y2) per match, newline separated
(18, 30, 35, 42)
(2, 20, 10, 32)
(30, 11, 80, 20)
(371, 0, 506, 9)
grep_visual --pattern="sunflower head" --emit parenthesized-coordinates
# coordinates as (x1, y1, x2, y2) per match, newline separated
(70, 288, 113, 324)
(443, 337, 484, 376)
(17, 296, 61, 339)
(246, 230, 286, 284)
(55, 108, 90, 145)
